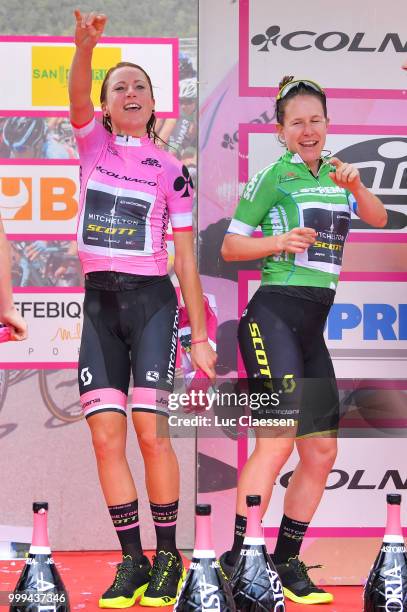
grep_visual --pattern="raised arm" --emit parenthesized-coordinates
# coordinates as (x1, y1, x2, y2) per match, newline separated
(69, 10, 107, 126)
(329, 157, 387, 228)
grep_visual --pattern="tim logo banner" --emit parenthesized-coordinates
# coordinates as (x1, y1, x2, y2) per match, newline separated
(0, 162, 79, 235)
(241, 126, 407, 234)
(241, 0, 407, 96)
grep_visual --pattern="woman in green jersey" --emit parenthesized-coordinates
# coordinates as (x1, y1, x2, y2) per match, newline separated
(220, 76, 387, 605)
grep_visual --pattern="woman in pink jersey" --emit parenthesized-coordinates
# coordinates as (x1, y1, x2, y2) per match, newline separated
(69, 11, 216, 609)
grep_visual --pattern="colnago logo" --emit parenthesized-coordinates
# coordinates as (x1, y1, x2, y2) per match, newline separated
(166, 308, 179, 386)
(335, 137, 407, 231)
(198, 575, 221, 611)
(221, 110, 274, 150)
(266, 564, 285, 609)
(251, 26, 407, 54)
(173, 165, 194, 198)
(96, 166, 157, 186)
(384, 561, 404, 611)
(280, 469, 407, 490)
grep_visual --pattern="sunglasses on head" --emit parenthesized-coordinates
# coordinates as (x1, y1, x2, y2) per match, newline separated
(276, 79, 325, 101)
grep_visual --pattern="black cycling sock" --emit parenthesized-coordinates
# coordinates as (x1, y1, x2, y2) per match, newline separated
(150, 499, 178, 554)
(108, 500, 143, 560)
(273, 514, 309, 564)
(227, 514, 247, 565)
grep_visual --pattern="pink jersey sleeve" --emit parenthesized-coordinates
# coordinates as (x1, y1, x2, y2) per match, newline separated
(164, 160, 194, 232)
(71, 116, 107, 168)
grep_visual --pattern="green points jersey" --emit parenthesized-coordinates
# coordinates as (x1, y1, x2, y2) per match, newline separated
(228, 150, 358, 290)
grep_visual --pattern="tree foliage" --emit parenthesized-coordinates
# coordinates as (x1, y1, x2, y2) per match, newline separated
(0, 0, 197, 37)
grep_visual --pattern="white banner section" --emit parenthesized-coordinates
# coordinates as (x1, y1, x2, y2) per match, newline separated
(246, 0, 407, 92)
(245, 278, 407, 378)
(0, 290, 84, 365)
(0, 38, 176, 114)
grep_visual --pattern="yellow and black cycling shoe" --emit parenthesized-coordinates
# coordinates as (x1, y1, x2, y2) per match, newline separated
(99, 554, 151, 608)
(140, 550, 186, 607)
(274, 557, 334, 605)
(218, 550, 235, 580)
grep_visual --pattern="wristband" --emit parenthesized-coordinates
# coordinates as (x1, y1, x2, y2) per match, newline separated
(191, 337, 208, 346)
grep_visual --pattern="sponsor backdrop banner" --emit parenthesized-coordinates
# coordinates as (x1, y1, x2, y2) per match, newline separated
(242, 0, 407, 97)
(0, 37, 177, 115)
(0, 161, 79, 235)
(198, 0, 407, 584)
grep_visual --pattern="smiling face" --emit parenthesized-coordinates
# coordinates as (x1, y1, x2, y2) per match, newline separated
(277, 94, 329, 174)
(101, 65, 155, 137)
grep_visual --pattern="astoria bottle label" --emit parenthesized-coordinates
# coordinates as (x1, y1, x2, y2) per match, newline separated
(364, 494, 407, 611)
(9, 502, 70, 612)
(230, 495, 285, 611)
(175, 504, 236, 611)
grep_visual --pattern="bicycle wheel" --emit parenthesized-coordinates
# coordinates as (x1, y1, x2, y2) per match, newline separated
(0, 370, 9, 412)
(39, 369, 83, 423)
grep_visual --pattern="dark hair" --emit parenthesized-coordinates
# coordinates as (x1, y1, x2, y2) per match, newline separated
(275, 75, 327, 125)
(100, 61, 162, 143)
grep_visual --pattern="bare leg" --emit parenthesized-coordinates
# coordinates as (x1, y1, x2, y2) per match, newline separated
(88, 411, 137, 504)
(284, 436, 337, 521)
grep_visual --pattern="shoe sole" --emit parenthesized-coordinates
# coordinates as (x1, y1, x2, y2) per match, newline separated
(99, 582, 149, 608)
(283, 586, 334, 605)
(139, 567, 186, 607)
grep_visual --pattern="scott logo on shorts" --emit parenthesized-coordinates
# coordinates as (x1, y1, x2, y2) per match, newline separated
(80, 367, 93, 386)
(146, 370, 160, 382)
(249, 322, 272, 380)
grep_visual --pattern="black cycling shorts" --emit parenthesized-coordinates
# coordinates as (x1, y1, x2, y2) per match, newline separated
(238, 286, 339, 437)
(78, 272, 178, 419)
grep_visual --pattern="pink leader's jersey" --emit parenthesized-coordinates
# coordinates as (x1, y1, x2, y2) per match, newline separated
(72, 117, 193, 276)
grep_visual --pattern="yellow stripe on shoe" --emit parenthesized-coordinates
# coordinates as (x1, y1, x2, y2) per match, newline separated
(283, 586, 334, 605)
(99, 581, 149, 608)
(139, 568, 186, 607)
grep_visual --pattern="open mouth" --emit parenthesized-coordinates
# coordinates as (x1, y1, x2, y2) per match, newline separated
(299, 140, 318, 148)
(123, 103, 141, 111)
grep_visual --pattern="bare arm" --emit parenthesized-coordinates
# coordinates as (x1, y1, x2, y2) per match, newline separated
(69, 10, 107, 126)
(173, 231, 217, 378)
(221, 228, 317, 262)
(330, 157, 387, 228)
